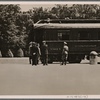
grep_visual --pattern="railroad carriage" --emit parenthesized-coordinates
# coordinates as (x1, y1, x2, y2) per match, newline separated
(30, 19, 100, 63)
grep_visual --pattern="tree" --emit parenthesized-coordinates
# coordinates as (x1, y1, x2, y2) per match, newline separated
(0, 4, 21, 56)
(7, 49, 14, 57)
(50, 4, 100, 19)
(69, 4, 100, 19)
(16, 48, 24, 57)
(15, 11, 34, 56)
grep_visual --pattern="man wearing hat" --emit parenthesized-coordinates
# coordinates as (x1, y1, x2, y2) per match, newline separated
(30, 42, 39, 66)
(61, 42, 69, 65)
(41, 41, 48, 65)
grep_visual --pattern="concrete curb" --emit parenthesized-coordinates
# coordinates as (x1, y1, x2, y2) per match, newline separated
(0, 57, 29, 64)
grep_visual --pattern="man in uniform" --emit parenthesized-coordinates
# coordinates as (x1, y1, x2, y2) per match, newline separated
(41, 41, 48, 65)
(37, 43, 41, 64)
(61, 42, 69, 65)
(30, 42, 39, 66)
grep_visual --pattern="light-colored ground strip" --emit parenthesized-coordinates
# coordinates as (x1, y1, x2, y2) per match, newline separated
(0, 58, 100, 95)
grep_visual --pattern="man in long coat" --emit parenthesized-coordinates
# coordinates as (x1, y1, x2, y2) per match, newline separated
(30, 42, 39, 66)
(41, 41, 48, 65)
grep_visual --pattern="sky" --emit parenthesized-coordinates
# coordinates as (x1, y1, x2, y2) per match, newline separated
(20, 4, 56, 11)
(0, 1, 100, 11)
(19, 1, 100, 11)
(19, 2, 67, 11)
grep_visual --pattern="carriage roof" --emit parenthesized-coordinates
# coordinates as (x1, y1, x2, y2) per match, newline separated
(34, 23, 100, 29)
(36, 19, 100, 23)
(34, 19, 100, 29)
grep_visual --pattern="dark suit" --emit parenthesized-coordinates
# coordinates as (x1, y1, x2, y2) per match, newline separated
(41, 44, 48, 65)
(30, 45, 39, 65)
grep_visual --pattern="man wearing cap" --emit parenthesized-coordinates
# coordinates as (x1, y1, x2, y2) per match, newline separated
(30, 42, 39, 66)
(61, 42, 69, 65)
(41, 41, 48, 65)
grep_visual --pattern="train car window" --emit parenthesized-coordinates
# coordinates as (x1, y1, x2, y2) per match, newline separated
(58, 30, 70, 40)
(90, 32, 98, 40)
(58, 33, 62, 40)
(98, 33, 100, 40)
(58, 33, 69, 40)
(77, 33, 80, 40)
(79, 31, 98, 40)
(43, 30, 57, 40)
(79, 31, 90, 40)
(35, 30, 43, 42)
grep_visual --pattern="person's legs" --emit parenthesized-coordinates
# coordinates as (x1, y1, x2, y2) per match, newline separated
(32, 56, 34, 65)
(61, 55, 64, 65)
(37, 55, 40, 65)
(65, 54, 68, 65)
(35, 55, 38, 65)
(42, 55, 45, 65)
(32, 55, 35, 66)
(45, 54, 48, 65)
(64, 58, 66, 65)
(29, 56, 31, 64)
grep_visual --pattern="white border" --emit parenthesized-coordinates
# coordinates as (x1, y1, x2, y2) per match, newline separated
(0, 1, 100, 99)
(0, 1, 100, 4)
(1, 95, 100, 99)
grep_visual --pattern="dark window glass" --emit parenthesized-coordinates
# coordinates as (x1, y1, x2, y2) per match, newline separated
(98, 33, 100, 40)
(79, 31, 90, 40)
(58, 30, 70, 40)
(79, 31, 98, 40)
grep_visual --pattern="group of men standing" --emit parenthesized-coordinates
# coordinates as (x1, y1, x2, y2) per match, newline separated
(29, 41, 48, 66)
(29, 41, 69, 66)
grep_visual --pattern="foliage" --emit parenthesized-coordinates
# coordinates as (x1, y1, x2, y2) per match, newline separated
(7, 49, 14, 57)
(0, 5, 20, 56)
(1, 4, 100, 57)
(50, 4, 100, 19)
(16, 48, 24, 57)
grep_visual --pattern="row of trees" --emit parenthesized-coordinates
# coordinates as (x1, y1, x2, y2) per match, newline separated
(1, 4, 100, 57)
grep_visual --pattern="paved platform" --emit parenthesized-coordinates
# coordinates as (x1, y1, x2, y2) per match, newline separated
(0, 59, 100, 95)
(0, 57, 89, 64)
(0, 57, 29, 64)
(0, 57, 96, 64)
